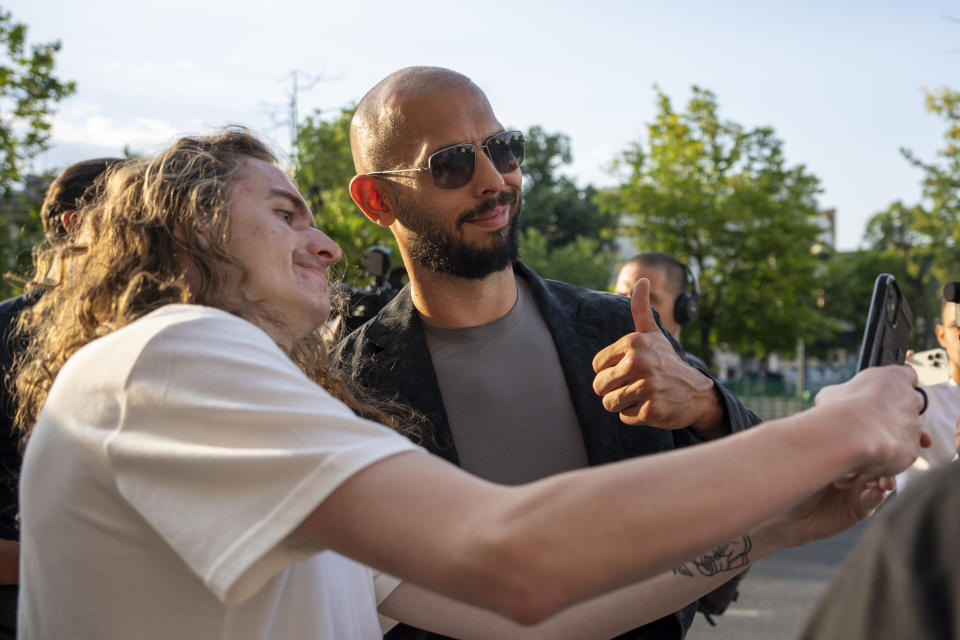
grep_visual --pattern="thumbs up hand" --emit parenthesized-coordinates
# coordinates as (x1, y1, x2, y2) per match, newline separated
(592, 279, 725, 434)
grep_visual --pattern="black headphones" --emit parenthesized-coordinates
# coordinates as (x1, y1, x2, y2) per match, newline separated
(673, 264, 699, 326)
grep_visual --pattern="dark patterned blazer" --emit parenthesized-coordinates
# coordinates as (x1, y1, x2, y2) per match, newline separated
(334, 261, 761, 640)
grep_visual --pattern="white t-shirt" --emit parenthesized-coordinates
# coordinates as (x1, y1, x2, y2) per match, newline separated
(19, 304, 419, 639)
(896, 377, 960, 493)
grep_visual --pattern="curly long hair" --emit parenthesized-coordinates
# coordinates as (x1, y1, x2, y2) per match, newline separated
(14, 127, 418, 439)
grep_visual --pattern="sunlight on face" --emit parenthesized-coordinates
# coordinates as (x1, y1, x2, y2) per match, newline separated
(225, 158, 342, 347)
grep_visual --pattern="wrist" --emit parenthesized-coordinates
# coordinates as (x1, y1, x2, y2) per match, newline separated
(689, 381, 728, 440)
(747, 518, 795, 558)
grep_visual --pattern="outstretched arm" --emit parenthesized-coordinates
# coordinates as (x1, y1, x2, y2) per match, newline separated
(294, 365, 926, 625)
(380, 476, 886, 639)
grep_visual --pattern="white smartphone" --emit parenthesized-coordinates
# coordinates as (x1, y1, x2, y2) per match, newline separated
(907, 348, 949, 386)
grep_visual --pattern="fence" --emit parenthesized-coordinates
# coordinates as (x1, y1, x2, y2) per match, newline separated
(735, 395, 808, 421)
(721, 378, 815, 420)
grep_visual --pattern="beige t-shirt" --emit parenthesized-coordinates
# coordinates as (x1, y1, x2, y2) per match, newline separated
(19, 304, 418, 639)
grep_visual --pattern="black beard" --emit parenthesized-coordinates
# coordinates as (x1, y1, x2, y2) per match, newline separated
(397, 189, 521, 280)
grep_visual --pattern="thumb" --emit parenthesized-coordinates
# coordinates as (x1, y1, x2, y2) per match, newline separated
(630, 278, 660, 334)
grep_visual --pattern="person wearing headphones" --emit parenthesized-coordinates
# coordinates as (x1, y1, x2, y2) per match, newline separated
(614, 252, 704, 369)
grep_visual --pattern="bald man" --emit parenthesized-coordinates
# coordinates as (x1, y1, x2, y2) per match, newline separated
(336, 67, 760, 640)
(614, 253, 711, 375)
(615, 253, 694, 341)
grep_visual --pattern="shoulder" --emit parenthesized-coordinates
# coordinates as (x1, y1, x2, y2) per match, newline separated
(0, 292, 38, 330)
(880, 462, 960, 552)
(65, 304, 292, 387)
(0, 293, 31, 317)
(801, 464, 960, 639)
(335, 287, 418, 362)
(515, 262, 631, 319)
(107, 304, 275, 354)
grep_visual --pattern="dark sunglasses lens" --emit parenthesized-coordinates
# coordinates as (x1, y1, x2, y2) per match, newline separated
(429, 144, 475, 189)
(487, 131, 524, 173)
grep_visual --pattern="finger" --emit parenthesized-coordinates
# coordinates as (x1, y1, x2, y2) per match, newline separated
(857, 485, 886, 517)
(833, 472, 861, 489)
(630, 278, 660, 334)
(600, 378, 650, 414)
(900, 364, 919, 386)
(905, 349, 915, 363)
(877, 476, 896, 492)
(592, 335, 631, 374)
(593, 344, 659, 396)
(593, 351, 631, 396)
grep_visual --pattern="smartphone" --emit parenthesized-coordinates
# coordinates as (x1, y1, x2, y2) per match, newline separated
(857, 274, 914, 372)
(907, 348, 949, 386)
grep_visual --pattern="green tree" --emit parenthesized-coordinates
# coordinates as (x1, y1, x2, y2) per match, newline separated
(601, 86, 828, 365)
(294, 106, 398, 288)
(520, 125, 617, 249)
(904, 88, 960, 234)
(0, 8, 75, 298)
(861, 202, 944, 348)
(858, 88, 960, 348)
(518, 125, 617, 287)
(819, 249, 904, 355)
(518, 227, 612, 291)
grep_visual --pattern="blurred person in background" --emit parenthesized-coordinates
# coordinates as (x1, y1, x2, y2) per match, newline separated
(801, 457, 959, 640)
(614, 252, 708, 375)
(897, 297, 960, 492)
(0, 157, 122, 639)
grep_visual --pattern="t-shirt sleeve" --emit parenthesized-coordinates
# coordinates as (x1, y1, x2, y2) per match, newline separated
(374, 571, 402, 633)
(103, 311, 421, 605)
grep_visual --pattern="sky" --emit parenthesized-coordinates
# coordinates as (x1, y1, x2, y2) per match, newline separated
(8, 0, 960, 251)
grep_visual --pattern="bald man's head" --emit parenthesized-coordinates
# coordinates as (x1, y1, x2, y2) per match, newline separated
(350, 67, 483, 175)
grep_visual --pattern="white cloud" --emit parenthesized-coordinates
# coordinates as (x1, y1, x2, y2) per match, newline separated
(51, 104, 183, 150)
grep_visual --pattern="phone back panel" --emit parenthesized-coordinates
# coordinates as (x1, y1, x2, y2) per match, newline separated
(857, 274, 914, 371)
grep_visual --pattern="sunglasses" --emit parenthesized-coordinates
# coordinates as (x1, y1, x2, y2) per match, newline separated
(368, 130, 524, 190)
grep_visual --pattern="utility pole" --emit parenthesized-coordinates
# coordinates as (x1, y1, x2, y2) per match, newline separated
(285, 70, 323, 164)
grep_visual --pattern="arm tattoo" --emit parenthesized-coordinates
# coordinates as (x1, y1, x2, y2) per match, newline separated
(672, 534, 752, 577)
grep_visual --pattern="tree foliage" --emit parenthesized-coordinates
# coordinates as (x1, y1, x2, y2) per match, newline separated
(519, 125, 617, 251)
(0, 9, 74, 194)
(294, 107, 397, 288)
(818, 249, 904, 354)
(517, 125, 617, 288)
(602, 86, 829, 364)
(0, 9, 75, 299)
(857, 87, 960, 348)
(518, 227, 613, 291)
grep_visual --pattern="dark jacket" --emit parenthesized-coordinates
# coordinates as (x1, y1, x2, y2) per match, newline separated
(335, 262, 761, 640)
(0, 293, 37, 542)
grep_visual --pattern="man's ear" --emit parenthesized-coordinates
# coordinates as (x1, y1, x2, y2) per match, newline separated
(349, 175, 397, 227)
(936, 322, 948, 349)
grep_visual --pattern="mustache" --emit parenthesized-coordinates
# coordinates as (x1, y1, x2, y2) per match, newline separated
(456, 189, 519, 227)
